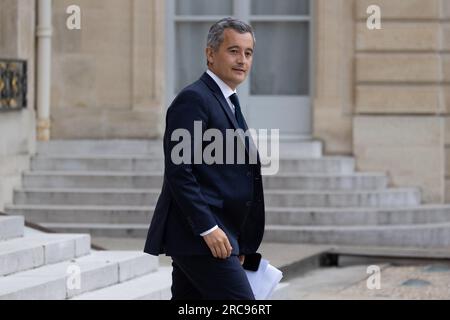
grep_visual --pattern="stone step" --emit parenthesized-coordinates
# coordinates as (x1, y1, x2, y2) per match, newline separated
(31, 155, 355, 174)
(329, 245, 450, 260)
(31, 155, 164, 172)
(0, 250, 158, 299)
(12, 188, 421, 207)
(12, 188, 163, 206)
(37, 209, 450, 241)
(264, 188, 421, 208)
(5, 205, 153, 224)
(8, 204, 450, 227)
(71, 267, 172, 300)
(37, 140, 163, 156)
(39, 223, 150, 238)
(263, 223, 450, 248)
(277, 157, 355, 174)
(22, 171, 388, 191)
(0, 216, 24, 241)
(275, 139, 323, 158)
(0, 233, 91, 276)
(37, 139, 324, 159)
(265, 205, 450, 226)
(71, 267, 287, 300)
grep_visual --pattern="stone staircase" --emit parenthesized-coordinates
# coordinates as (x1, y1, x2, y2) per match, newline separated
(5, 139, 450, 248)
(0, 214, 171, 299)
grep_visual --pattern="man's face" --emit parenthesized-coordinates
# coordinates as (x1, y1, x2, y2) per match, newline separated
(206, 29, 254, 90)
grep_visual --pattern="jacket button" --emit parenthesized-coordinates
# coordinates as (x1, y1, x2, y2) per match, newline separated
(255, 175, 261, 181)
(247, 171, 252, 177)
(246, 201, 253, 207)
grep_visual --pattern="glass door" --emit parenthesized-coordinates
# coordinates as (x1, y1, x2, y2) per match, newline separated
(167, 0, 312, 139)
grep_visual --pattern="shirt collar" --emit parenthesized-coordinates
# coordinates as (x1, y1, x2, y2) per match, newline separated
(206, 69, 237, 100)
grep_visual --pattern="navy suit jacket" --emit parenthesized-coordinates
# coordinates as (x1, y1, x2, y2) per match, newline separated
(144, 72, 265, 256)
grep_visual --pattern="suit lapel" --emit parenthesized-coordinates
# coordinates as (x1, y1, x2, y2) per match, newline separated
(200, 72, 260, 165)
(200, 73, 241, 131)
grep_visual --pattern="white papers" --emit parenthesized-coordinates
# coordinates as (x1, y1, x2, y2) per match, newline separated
(244, 258, 283, 300)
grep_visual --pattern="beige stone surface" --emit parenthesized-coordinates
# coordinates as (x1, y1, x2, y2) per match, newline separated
(0, 109, 35, 210)
(313, 0, 354, 155)
(443, 0, 450, 18)
(50, 0, 165, 139)
(52, 0, 132, 109)
(355, 85, 445, 114)
(445, 149, 450, 175)
(355, 0, 441, 20)
(442, 54, 450, 83)
(0, 0, 36, 209)
(354, 116, 445, 203)
(340, 264, 450, 300)
(51, 107, 162, 139)
(442, 25, 450, 51)
(443, 117, 450, 145)
(442, 80, 450, 115)
(313, 106, 353, 155)
(0, 0, 36, 116)
(132, 0, 165, 113)
(445, 180, 450, 202)
(356, 22, 440, 51)
(51, 55, 97, 110)
(0, 0, 18, 57)
(356, 54, 441, 83)
(0, 110, 36, 158)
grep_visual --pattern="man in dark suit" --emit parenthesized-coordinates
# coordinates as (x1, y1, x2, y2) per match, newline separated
(144, 17, 265, 300)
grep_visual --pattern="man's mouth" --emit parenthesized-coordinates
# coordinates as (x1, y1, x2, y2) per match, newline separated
(232, 68, 246, 73)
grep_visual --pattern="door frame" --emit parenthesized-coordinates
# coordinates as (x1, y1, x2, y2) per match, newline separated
(165, 0, 315, 140)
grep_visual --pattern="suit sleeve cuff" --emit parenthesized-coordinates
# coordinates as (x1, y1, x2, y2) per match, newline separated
(200, 225, 218, 237)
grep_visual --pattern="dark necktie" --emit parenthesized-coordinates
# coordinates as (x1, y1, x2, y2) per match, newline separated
(229, 93, 252, 156)
(229, 93, 247, 131)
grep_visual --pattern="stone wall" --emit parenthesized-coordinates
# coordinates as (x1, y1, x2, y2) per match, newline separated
(0, 0, 36, 210)
(50, 0, 165, 139)
(353, 0, 449, 203)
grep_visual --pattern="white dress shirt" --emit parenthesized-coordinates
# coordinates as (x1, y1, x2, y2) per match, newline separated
(200, 69, 238, 237)
(206, 69, 237, 115)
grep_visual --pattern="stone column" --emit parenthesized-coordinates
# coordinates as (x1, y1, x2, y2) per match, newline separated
(313, 0, 355, 155)
(36, 0, 53, 141)
(131, 0, 166, 137)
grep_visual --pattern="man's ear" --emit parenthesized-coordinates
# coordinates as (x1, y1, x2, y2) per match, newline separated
(206, 47, 214, 66)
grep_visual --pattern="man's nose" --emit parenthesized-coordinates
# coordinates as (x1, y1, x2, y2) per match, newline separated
(236, 53, 246, 64)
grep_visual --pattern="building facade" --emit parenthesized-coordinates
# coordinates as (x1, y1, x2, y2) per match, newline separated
(1, 0, 450, 206)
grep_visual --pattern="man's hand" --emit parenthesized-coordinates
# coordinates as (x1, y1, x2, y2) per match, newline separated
(239, 255, 245, 266)
(202, 227, 232, 259)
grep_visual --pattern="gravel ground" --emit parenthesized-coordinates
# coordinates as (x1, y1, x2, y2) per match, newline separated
(285, 263, 450, 300)
(339, 264, 450, 300)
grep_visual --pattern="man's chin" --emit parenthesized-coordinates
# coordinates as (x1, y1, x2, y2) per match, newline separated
(232, 76, 247, 86)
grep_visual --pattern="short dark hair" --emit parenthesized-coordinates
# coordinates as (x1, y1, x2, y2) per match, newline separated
(207, 17, 256, 52)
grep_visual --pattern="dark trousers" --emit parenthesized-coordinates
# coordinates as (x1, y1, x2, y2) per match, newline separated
(170, 255, 255, 300)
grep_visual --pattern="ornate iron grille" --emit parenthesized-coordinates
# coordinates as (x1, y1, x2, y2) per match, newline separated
(0, 59, 27, 111)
